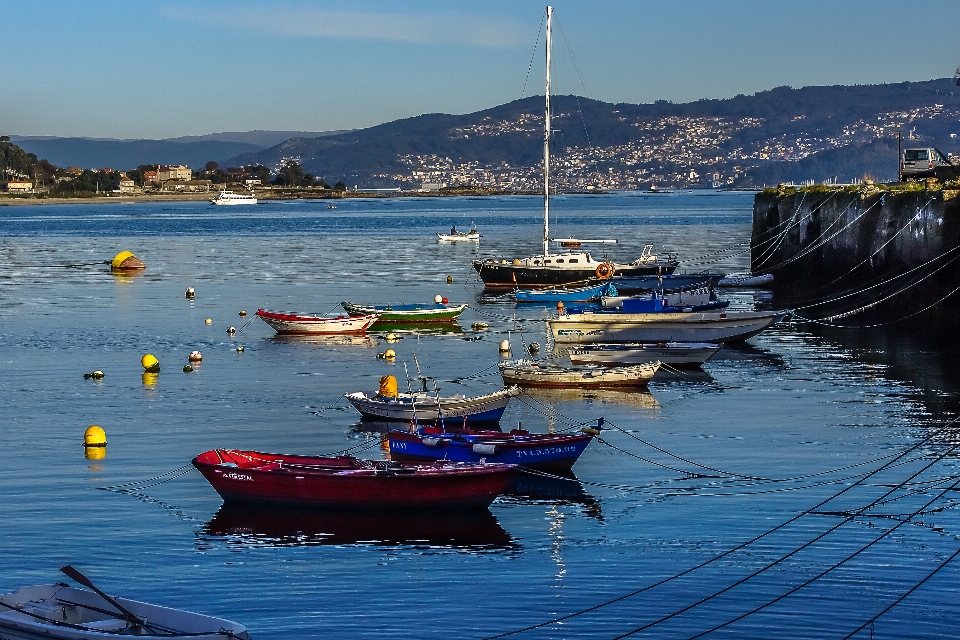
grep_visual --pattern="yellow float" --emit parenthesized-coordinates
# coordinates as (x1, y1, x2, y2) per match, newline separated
(83, 425, 107, 447)
(110, 251, 145, 271)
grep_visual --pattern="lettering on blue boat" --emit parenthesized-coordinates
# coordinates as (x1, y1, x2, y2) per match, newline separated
(515, 446, 579, 457)
(392, 441, 407, 450)
(222, 472, 253, 481)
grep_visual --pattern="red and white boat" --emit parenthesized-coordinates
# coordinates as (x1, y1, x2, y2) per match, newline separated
(255, 308, 379, 335)
(193, 449, 515, 509)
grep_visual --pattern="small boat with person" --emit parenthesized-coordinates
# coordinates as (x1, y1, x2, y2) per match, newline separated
(0, 566, 249, 639)
(193, 448, 515, 509)
(341, 300, 467, 324)
(499, 360, 660, 388)
(437, 225, 481, 242)
(388, 422, 599, 471)
(256, 308, 379, 335)
(346, 375, 518, 425)
(210, 189, 257, 205)
(568, 342, 722, 367)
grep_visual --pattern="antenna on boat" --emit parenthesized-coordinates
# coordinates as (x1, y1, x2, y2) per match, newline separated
(543, 5, 552, 258)
(403, 361, 419, 431)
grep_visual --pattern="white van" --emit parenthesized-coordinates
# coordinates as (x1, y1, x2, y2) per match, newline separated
(901, 147, 951, 179)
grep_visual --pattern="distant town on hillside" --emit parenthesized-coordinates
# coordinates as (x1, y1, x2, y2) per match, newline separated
(5, 79, 960, 194)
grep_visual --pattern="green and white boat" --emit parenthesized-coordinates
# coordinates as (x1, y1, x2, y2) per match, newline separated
(341, 301, 467, 324)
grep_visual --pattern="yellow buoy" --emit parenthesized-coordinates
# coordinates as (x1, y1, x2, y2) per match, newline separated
(236, 345, 245, 353)
(141, 354, 160, 372)
(384, 349, 396, 360)
(447, 275, 453, 284)
(110, 251, 145, 271)
(385, 333, 398, 342)
(85, 446, 106, 461)
(84, 425, 107, 447)
(239, 310, 247, 317)
(205, 318, 213, 325)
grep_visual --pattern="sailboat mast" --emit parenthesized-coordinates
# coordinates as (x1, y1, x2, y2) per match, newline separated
(543, 5, 552, 257)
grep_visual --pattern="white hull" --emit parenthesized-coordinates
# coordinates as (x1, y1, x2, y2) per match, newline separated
(210, 190, 257, 205)
(569, 342, 722, 367)
(549, 311, 786, 343)
(438, 232, 480, 242)
(499, 360, 659, 388)
(0, 584, 248, 640)
(717, 274, 774, 287)
(256, 309, 379, 335)
(346, 387, 518, 422)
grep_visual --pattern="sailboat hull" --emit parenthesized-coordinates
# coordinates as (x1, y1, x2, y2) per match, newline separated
(472, 261, 676, 289)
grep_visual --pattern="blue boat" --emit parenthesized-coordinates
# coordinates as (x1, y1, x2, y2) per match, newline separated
(387, 423, 599, 471)
(610, 272, 724, 294)
(514, 282, 617, 303)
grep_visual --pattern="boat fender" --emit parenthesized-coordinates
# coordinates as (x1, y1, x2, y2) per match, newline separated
(472, 444, 497, 456)
(581, 427, 601, 436)
(422, 437, 449, 447)
(379, 375, 399, 398)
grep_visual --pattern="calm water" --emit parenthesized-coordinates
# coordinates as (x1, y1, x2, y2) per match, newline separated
(0, 192, 958, 639)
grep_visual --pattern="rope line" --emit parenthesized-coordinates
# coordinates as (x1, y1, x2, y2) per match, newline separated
(610, 440, 960, 639)
(481, 418, 955, 639)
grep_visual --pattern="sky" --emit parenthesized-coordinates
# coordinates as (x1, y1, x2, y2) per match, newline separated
(3, 0, 960, 140)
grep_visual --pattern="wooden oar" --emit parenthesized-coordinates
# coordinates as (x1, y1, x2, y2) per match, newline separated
(59, 565, 151, 629)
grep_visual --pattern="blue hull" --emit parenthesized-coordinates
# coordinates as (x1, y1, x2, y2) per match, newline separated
(515, 282, 616, 303)
(388, 432, 592, 471)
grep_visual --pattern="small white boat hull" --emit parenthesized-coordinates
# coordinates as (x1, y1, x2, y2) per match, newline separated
(717, 273, 774, 287)
(549, 311, 786, 343)
(346, 387, 518, 423)
(256, 309, 379, 335)
(499, 360, 659, 388)
(437, 232, 481, 242)
(569, 342, 722, 367)
(0, 584, 248, 640)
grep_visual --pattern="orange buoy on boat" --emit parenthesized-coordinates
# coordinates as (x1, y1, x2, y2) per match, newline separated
(110, 251, 145, 271)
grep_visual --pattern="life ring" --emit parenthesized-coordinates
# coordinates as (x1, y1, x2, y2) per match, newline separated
(595, 262, 615, 279)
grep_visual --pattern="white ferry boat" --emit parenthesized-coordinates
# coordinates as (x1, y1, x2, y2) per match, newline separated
(210, 189, 257, 205)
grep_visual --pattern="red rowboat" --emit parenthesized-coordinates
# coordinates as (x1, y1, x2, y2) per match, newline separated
(255, 308, 379, 335)
(193, 449, 515, 509)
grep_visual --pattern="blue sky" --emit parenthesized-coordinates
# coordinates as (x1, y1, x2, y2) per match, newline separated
(3, 0, 959, 139)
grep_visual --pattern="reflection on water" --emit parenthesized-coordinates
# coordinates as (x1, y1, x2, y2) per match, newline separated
(517, 386, 660, 409)
(269, 334, 377, 347)
(501, 469, 602, 520)
(198, 503, 515, 551)
(369, 322, 464, 335)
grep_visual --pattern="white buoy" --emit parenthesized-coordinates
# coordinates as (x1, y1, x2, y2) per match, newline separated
(499, 339, 511, 353)
(189, 350, 202, 362)
(185, 287, 195, 298)
(236, 345, 244, 353)
(434, 294, 443, 303)
(226, 326, 236, 334)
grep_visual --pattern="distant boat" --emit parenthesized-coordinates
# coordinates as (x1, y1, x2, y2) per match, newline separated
(256, 308, 379, 335)
(568, 342, 722, 367)
(0, 582, 249, 639)
(389, 426, 596, 470)
(193, 448, 515, 509)
(438, 226, 481, 242)
(499, 360, 660, 388)
(341, 301, 467, 324)
(514, 281, 617, 303)
(210, 189, 257, 205)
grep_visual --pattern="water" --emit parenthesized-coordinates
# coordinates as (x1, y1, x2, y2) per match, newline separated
(0, 191, 958, 639)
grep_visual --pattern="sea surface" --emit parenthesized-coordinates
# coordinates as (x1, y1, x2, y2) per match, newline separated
(0, 191, 958, 639)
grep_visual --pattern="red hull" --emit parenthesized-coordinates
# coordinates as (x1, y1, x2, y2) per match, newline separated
(193, 449, 515, 509)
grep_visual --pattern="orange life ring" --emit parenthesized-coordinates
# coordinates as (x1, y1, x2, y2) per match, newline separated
(595, 262, 615, 279)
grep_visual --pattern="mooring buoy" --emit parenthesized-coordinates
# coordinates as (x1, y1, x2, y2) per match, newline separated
(140, 354, 160, 372)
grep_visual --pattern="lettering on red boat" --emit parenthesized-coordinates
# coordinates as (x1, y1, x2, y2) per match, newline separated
(222, 472, 253, 481)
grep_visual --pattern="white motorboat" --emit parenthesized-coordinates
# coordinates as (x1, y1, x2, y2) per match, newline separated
(0, 583, 249, 639)
(256, 308, 379, 335)
(549, 310, 787, 344)
(568, 342, 722, 367)
(499, 360, 659, 388)
(211, 190, 257, 205)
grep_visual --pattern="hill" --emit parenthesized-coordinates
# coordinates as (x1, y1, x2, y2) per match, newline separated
(223, 79, 960, 189)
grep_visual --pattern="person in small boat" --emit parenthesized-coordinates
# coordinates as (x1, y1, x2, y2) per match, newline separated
(451, 226, 457, 235)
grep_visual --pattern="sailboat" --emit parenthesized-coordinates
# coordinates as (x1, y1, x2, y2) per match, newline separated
(472, 6, 678, 290)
